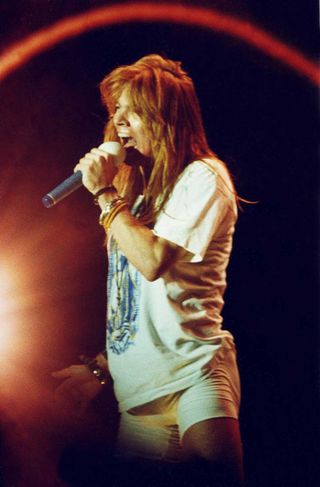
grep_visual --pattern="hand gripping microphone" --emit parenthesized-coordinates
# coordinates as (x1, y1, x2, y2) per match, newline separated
(42, 142, 126, 208)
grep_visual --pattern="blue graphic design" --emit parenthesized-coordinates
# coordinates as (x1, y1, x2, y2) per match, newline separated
(107, 239, 141, 355)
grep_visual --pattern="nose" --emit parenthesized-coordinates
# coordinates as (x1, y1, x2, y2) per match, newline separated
(114, 108, 129, 128)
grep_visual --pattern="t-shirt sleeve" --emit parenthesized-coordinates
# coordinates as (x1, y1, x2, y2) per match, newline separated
(153, 161, 236, 262)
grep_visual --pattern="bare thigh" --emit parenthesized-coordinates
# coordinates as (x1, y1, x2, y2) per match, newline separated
(182, 417, 244, 486)
(183, 417, 243, 463)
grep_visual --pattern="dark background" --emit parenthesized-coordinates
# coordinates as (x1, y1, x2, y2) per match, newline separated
(0, 1, 318, 486)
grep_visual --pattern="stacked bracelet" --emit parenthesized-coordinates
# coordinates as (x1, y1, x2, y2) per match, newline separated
(80, 354, 109, 385)
(102, 201, 128, 229)
(99, 197, 128, 229)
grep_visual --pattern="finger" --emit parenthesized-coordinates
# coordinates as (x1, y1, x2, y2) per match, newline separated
(73, 159, 93, 174)
(54, 379, 81, 403)
(78, 155, 97, 166)
(52, 364, 88, 379)
(91, 148, 110, 156)
(75, 154, 107, 174)
(90, 148, 117, 164)
(84, 152, 102, 160)
(51, 368, 73, 379)
(80, 379, 103, 398)
(53, 367, 93, 391)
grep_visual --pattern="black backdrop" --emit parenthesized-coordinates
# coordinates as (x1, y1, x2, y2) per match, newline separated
(0, 1, 318, 486)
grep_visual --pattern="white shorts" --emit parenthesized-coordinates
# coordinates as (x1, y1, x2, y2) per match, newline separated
(115, 346, 241, 463)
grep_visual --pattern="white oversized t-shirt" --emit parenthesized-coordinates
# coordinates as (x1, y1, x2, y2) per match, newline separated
(106, 158, 237, 412)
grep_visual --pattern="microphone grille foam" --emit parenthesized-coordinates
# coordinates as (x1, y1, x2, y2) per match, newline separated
(99, 141, 126, 165)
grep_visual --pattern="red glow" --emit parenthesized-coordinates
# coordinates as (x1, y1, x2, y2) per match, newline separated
(0, 2, 318, 85)
(0, 263, 15, 314)
(0, 264, 23, 369)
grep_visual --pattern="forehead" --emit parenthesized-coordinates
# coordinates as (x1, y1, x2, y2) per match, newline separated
(117, 89, 131, 106)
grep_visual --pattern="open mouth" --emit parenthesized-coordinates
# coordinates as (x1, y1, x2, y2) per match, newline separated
(119, 135, 136, 149)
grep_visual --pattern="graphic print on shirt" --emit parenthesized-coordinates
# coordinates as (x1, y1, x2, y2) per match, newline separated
(107, 240, 141, 355)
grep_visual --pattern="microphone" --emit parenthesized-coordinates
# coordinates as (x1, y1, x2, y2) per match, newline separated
(42, 141, 126, 208)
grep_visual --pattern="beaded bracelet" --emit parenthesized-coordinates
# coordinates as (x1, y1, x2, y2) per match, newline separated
(79, 354, 109, 385)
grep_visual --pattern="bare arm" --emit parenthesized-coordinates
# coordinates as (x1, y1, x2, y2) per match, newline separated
(75, 147, 187, 281)
(98, 191, 186, 281)
(52, 351, 111, 415)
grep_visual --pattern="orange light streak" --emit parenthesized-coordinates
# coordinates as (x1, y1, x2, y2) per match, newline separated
(0, 2, 318, 85)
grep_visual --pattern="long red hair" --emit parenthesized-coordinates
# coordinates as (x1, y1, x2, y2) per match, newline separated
(100, 54, 216, 223)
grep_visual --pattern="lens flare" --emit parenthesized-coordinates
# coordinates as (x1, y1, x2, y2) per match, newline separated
(0, 2, 318, 85)
(0, 263, 21, 361)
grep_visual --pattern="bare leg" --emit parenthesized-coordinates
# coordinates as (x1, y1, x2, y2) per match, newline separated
(182, 417, 244, 487)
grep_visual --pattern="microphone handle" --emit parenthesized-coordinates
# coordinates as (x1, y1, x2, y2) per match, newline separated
(42, 142, 125, 208)
(42, 171, 83, 208)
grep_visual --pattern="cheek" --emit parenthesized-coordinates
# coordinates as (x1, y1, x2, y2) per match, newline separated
(129, 114, 143, 132)
(112, 113, 119, 129)
(128, 115, 151, 155)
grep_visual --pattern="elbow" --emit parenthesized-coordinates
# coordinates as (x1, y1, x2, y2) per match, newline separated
(138, 241, 179, 281)
(141, 260, 166, 282)
(142, 267, 162, 282)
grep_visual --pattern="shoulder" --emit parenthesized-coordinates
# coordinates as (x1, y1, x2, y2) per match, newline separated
(173, 158, 236, 205)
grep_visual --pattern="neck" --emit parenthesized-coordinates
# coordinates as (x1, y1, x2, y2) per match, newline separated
(139, 159, 153, 189)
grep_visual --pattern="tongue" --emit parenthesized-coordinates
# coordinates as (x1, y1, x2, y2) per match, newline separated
(123, 138, 136, 149)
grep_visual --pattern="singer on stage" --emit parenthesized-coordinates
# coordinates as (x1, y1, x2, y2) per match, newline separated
(53, 54, 244, 486)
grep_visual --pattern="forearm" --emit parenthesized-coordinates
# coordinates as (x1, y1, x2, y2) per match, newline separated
(98, 192, 182, 281)
(109, 209, 167, 281)
(74, 149, 184, 279)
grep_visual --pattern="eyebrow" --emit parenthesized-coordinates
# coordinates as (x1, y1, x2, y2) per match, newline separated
(116, 100, 130, 109)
